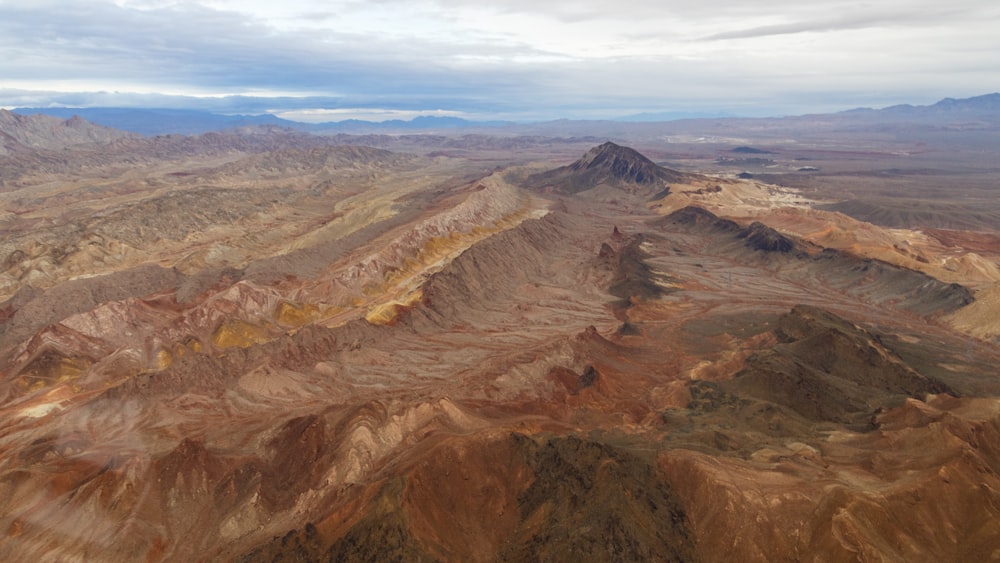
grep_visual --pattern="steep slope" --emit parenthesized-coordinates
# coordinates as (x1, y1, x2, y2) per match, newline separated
(653, 206, 974, 317)
(241, 433, 697, 563)
(725, 305, 953, 427)
(525, 141, 692, 197)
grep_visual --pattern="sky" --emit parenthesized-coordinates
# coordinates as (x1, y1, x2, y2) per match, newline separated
(0, 0, 998, 121)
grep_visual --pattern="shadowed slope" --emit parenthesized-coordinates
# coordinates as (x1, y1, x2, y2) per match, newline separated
(654, 206, 974, 317)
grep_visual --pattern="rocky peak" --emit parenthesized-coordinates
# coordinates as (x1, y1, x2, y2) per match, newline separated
(0, 109, 136, 155)
(569, 141, 669, 185)
(525, 141, 690, 196)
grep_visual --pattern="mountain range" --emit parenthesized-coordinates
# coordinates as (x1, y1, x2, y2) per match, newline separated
(0, 109, 136, 155)
(10, 92, 999, 136)
(8, 108, 511, 136)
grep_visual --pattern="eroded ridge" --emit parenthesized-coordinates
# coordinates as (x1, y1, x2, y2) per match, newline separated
(1, 136, 999, 561)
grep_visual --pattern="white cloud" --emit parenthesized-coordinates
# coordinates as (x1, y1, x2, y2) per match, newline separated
(0, 0, 998, 118)
(273, 107, 467, 122)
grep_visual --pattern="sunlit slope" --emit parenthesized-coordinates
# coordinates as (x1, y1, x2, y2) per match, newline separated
(648, 174, 1000, 341)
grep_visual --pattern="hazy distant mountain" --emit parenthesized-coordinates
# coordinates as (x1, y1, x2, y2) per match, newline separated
(12, 93, 1000, 139)
(307, 115, 514, 134)
(615, 110, 737, 122)
(11, 108, 299, 136)
(11, 108, 513, 136)
(841, 93, 1000, 119)
(0, 108, 136, 155)
(930, 93, 1000, 112)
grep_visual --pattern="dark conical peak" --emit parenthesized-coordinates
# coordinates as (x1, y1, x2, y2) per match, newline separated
(738, 221, 796, 253)
(578, 142, 649, 164)
(570, 142, 673, 185)
(524, 141, 690, 195)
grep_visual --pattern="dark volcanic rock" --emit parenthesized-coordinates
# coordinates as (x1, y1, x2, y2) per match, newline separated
(739, 221, 796, 253)
(500, 434, 697, 563)
(549, 365, 600, 394)
(727, 305, 954, 427)
(241, 434, 698, 563)
(652, 206, 741, 234)
(242, 479, 437, 563)
(606, 234, 676, 308)
(525, 142, 690, 196)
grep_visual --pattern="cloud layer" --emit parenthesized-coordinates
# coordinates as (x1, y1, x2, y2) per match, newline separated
(2, 0, 998, 119)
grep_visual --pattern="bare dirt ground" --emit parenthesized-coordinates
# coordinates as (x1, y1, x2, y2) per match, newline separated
(1, 119, 999, 561)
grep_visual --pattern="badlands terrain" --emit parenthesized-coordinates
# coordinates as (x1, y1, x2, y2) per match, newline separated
(1, 101, 1000, 561)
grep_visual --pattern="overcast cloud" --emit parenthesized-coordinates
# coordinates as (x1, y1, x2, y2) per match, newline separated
(0, 0, 997, 120)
